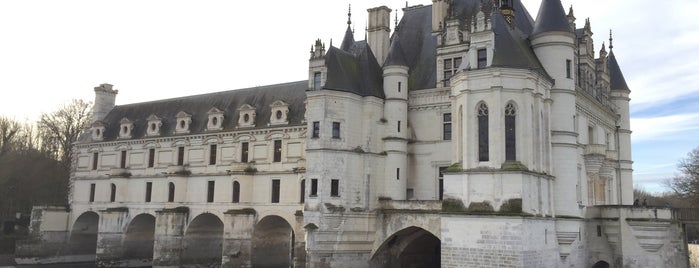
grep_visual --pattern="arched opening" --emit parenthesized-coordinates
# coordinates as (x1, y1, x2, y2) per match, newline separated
(182, 213, 223, 267)
(477, 102, 489, 162)
(300, 179, 306, 203)
(505, 102, 517, 161)
(68, 211, 99, 256)
(168, 182, 175, 202)
(252, 215, 294, 268)
(592, 261, 610, 268)
(370, 226, 440, 268)
(232, 181, 240, 203)
(123, 214, 156, 266)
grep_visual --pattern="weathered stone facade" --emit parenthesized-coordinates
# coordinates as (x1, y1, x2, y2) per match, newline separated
(16, 0, 689, 267)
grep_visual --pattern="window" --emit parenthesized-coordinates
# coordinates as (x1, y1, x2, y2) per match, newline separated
(313, 72, 322, 90)
(276, 110, 283, 119)
(212, 117, 218, 126)
(477, 49, 487, 69)
(177, 147, 185, 166)
(407, 188, 414, 200)
(110, 184, 116, 202)
(505, 103, 517, 161)
(332, 122, 341, 138)
(209, 144, 217, 165)
(273, 140, 282, 162)
(310, 179, 318, 196)
(241, 142, 249, 163)
(597, 225, 602, 237)
(145, 182, 152, 202)
(398, 81, 402, 93)
(207, 181, 215, 203)
(89, 183, 96, 202)
(180, 120, 186, 129)
(330, 179, 339, 197)
(438, 166, 447, 200)
(300, 179, 306, 203)
(168, 182, 175, 202)
(120, 151, 127, 168)
(312, 121, 320, 138)
(243, 113, 250, 123)
(232, 181, 240, 203)
(92, 152, 98, 170)
(566, 59, 572, 78)
(588, 126, 595, 144)
(397, 120, 401, 133)
(478, 102, 489, 161)
(148, 148, 155, 168)
(443, 113, 452, 140)
(443, 57, 462, 87)
(271, 179, 280, 203)
(396, 168, 400, 180)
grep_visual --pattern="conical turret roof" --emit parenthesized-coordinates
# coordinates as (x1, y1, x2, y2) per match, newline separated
(608, 51, 629, 91)
(532, 0, 572, 35)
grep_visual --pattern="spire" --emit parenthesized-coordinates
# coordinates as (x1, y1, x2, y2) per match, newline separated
(347, 4, 352, 26)
(395, 9, 398, 30)
(600, 42, 607, 56)
(609, 29, 614, 50)
(532, 0, 573, 35)
(340, 4, 355, 51)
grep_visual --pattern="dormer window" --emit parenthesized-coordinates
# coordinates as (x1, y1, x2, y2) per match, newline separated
(269, 100, 289, 126)
(91, 121, 106, 141)
(146, 114, 162, 136)
(237, 104, 256, 128)
(118, 118, 133, 139)
(175, 111, 192, 134)
(206, 107, 225, 131)
(477, 48, 487, 69)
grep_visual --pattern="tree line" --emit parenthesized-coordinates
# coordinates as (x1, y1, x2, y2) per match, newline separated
(0, 100, 91, 219)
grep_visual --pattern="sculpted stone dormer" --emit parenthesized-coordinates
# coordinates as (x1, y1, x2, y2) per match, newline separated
(207, 107, 225, 131)
(269, 100, 289, 126)
(118, 117, 134, 139)
(146, 114, 162, 137)
(91, 121, 106, 141)
(237, 104, 256, 128)
(175, 111, 192, 134)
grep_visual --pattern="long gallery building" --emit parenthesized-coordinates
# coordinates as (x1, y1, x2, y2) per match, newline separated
(17, 0, 688, 267)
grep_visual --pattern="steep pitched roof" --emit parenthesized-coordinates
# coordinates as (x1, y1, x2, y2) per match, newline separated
(385, 0, 547, 90)
(80, 81, 308, 142)
(323, 41, 384, 98)
(340, 26, 355, 51)
(608, 51, 630, 91)
(532, 0, 573, 35)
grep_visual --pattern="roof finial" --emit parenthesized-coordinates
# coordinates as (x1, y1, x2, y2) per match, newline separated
(609, 29, 614, 50)
(347, 4, 352, 26)
(395, 9, 398, 29)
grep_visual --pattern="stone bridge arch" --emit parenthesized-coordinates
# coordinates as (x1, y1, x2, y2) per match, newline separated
(182, 212, 224, 267)
(122, 213, 156, 266)
(252, 215, 295, 268)
(369, 226, 441, 268)
(68, 211, 99, 257)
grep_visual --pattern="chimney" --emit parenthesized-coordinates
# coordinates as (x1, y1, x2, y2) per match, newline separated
(92, 83, 118, 122)
(432, 0, 449, 32)
(367, 6, 392, 66)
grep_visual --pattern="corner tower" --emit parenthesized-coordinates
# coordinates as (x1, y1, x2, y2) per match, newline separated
(530, 0, 577, 217)
(92, 83, 118, 122)
(607, 33, 633, 205)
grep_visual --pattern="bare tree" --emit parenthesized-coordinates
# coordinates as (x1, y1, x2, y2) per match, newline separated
(0, 116, 22, 158)
(36, 99, 92, 169)
(666, 147, 699, 205)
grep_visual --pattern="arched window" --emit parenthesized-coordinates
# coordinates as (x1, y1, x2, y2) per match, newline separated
(478, 102, 489, 161)
(232, 181, 240, 203)
(168, 182, 175, 202)
(505, 102, 517, 161)
(300, 179, 306, 203)
(110, 183, 116, 202)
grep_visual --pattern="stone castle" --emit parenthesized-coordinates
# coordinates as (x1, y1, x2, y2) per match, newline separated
(16, 0, 689, 267)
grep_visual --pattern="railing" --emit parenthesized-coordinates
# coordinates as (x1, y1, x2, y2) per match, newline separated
(676, 208, 699, 222)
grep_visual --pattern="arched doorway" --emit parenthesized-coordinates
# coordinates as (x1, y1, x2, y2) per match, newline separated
(252, 215, 294, 268)
(123, 214, 156, 267)
(592, 260, 610, 268)
(68, 211, 99, 256)
(370, 227, 440, 268)
(182, 213, 223, 267)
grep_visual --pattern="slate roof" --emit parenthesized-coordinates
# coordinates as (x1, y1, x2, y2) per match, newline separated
(385, 0, 549, 90)
(532, 0, 573, 35)
(608, 51, 630, 91)
(81, 81, 308, 142)
(323, 40, 385, 98)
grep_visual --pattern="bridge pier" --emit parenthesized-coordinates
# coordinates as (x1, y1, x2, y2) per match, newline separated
(222, 209, 255, 268)
(152, 208, 188, 267)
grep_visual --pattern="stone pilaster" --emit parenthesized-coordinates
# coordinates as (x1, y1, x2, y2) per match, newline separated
(153, 207, 188, 268)
(96, 208, 129, 267)
(293, 210, 307, 268)
(222, 209, 256, 268)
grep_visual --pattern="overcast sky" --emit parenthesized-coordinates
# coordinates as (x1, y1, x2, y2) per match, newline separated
(1, 0, 696, 193)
